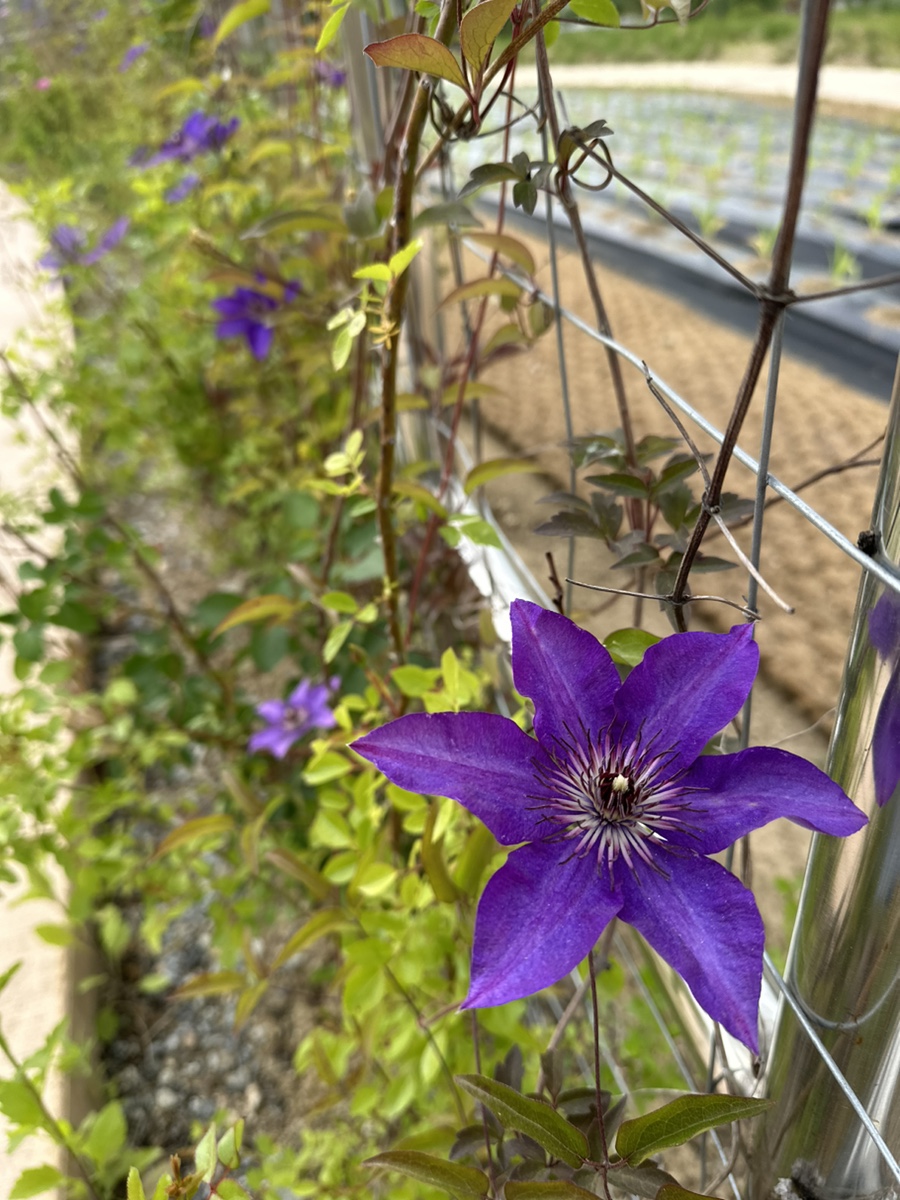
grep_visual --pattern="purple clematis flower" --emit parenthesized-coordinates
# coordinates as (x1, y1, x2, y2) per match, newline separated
(249, 680, 337, 759)
(165, 173, 201, 204)
(211, 281, 299, 360)
(869, 591, 900, 806)
(119, 42, 148, 71)
(144, 111, 239, 167)
(39, 219, 129, 272)
(314, 60, 347, 88)
(352, 600, 867, 1051)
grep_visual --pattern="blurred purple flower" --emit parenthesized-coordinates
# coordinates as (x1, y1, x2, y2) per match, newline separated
(165, 173, 200, 204)
(39, 220, 129, 272)
(314, 60, 346, 88)
(249, 680, 336, 758)
(119, 42, 148, 71)
(145, 112, 239, 167)
(34, 77, 52, 90)
(869, 591, 900, 806)
(353, 600, 867, 1051)
(212, 280, 299, 360)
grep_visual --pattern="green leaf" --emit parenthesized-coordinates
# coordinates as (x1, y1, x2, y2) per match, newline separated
(354, 263, 393, 283)
(173, 971, 245, 999)
(458, 162, 523, 200)
(217, 1182, 252, 1200)
(613, 545, 661, 569)
(211, 593, 298, 637)
(455, 1075, 588, 1167)
(604, 1162, 678, 1198)
(615, 1094, 773, 1165)
(658, 1187, 725, 1200)
(459, 0, 519, 71)
(534, 512, 602, 539)
(0, 1080, 46, 1128)
(125, 1167, 146, 1200)
(463, 457, 539, 495)
(443, 515, 503, 550)
(84, 1101, 126, 1164)
(440, 278, 522, 309)
(365, 35, 468, 90)
(316, 3, 349, 51)
(603, 628, 661, 668)
(323, 618, 353, 663)
(10, 1166, 66, 1199)
(414, 202, 482, 231)
(569, 0, 620, 25)
(212, 0, 270, 49)
(505, 1184, 597, 1200)
(195, 1123, 218, 1183)
(218, 1120, 244, 1169)
(264, 848, 333, 900)
(271, 909, 349, 970)
(585, 471, 650, 498)
(393, 665, 441, 697)
(152, 815, 234, 860)
(388, 238, 425, 277)
(365, 1151, 489, 1199)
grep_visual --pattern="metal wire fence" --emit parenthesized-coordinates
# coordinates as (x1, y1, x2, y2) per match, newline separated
(345, 1, 900, 1195)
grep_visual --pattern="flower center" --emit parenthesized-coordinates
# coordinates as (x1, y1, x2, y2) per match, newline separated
(530, 728, 697, 879)
(282, 705, 309, 731)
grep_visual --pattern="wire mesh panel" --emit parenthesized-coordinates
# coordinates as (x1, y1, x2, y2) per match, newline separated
(344, 0, 900, 1193)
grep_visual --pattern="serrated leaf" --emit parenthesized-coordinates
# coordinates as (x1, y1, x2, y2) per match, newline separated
(10, 1166, 66, 1199)
(126, 1167, 146, 1200)
(316, 3, 349, 51)
(271, 909, 349, 970)
(585, 472, 650, 498)
(463, 458, 539, 495)
(440, 278, 522, 309)
(455, 1075, 588, 1168)
(569, 0, 620, 25)
(172, 971, 245, 999)
(459, 0, 519, 71)
(365, 1151, 489, 1198)
(212, 0, 270, 50)
(365, 35, 468, 89)
(615, 1094, 773, 1165)
(462, 232, 536, 275)
(505, 1184, 597, 1200)
(152, 815, 234, 860)
(603, 628, 660, 668)
(211, 594, 298, 637)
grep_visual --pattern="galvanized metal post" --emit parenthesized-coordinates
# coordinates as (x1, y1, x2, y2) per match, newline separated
(751, 359, 900, 1200)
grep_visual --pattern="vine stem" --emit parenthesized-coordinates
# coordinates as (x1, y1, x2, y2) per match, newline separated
(588, 949, 612, 1200)
(668, 0, 832, 628)
(376, 0, 459, 662)
(0, 1024, 104, 1200)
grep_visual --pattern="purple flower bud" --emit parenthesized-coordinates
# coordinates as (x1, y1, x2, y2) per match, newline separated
(119, 42, 148, 72)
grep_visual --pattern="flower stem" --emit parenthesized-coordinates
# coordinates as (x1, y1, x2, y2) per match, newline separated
(588, 948, 613, 1200)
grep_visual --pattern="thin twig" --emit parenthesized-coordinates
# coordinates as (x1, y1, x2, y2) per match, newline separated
(566, 578, 759, 619)
(711, 511, 794, 613)
(588, 949, 612, 1200)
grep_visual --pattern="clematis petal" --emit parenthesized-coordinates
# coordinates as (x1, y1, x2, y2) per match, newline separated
(247, 323, 274, 360)
(248, 727, 299, 758)
(667, 747, 867, 853)
(463, 841, 622, 1008)
(352, 712, 545, 845)
(510, 599, 620, 751)
(613, 624, 758, 774)
(873, 666, 900, 806)
(256, 700, 287, 723)
(619, 851, 764, 1052)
